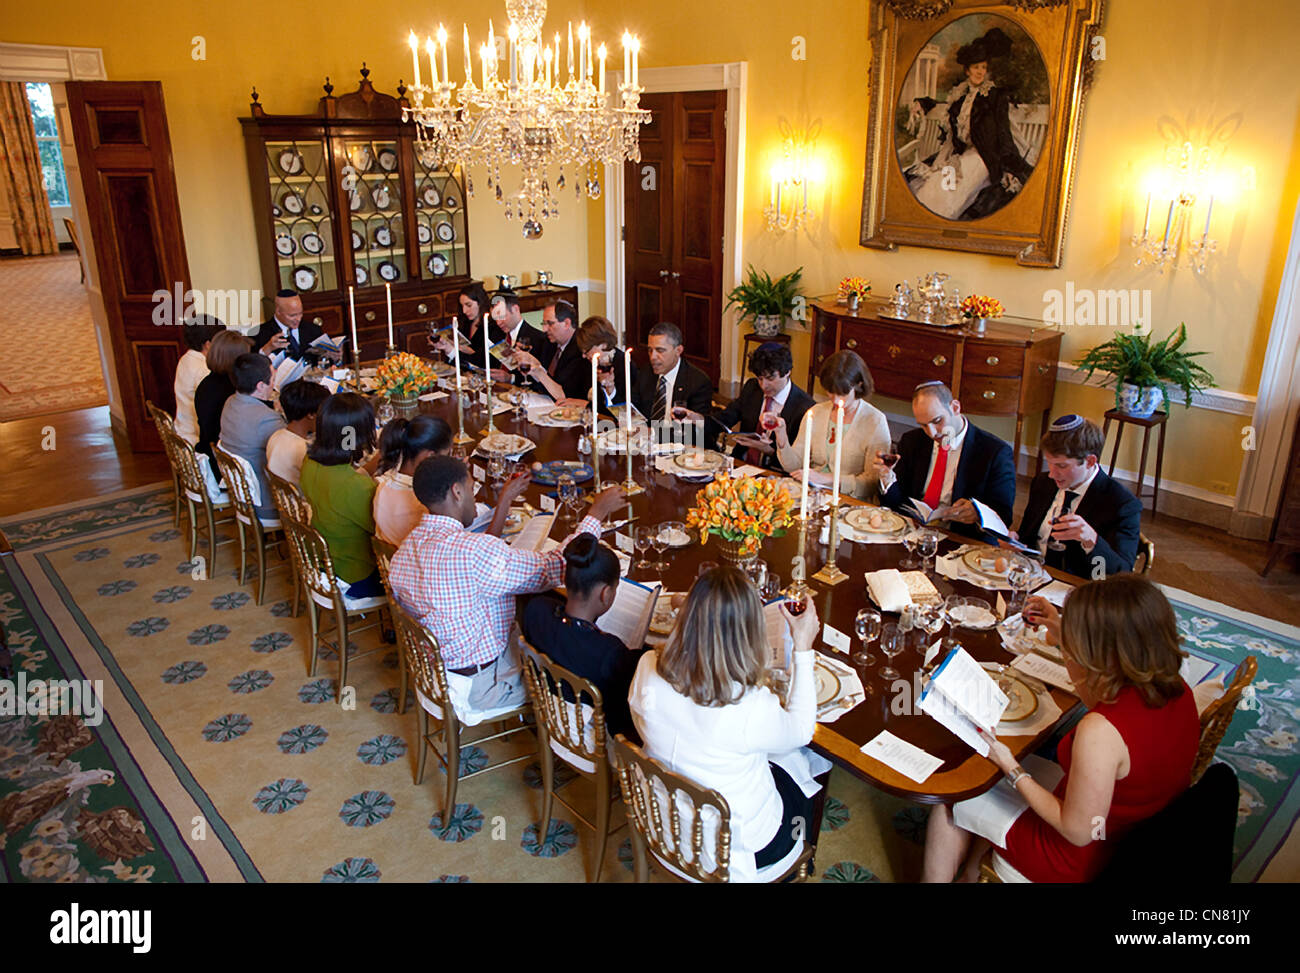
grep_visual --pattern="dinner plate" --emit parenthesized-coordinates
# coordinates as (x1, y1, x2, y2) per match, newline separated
(353, 146, 373, 172)
(355, 265, 369, 286)
(423, 186, 441, 208)
(530, 461, 594, 486)
(672, 449, 727, 473)
(545, 405, 586, 424)
(280, 191, 304, 215)
(292, 266, 317, 291)
(479, 432, 534, 455)
(944, 597, 998, 630)
(274, 233, 297, 257)
(300, 231, 324, 255)
(982, 665, 1039, 723)
(417, 224, 432, 245)
(659, 525, 693, 548)
(435, 220, 455, 243)
(377, 148, 399, 172)
(443, 193, 459, 210)
(427, 254, 448, 276)
(373, 186, 391, 210)
(961, 548, 1038, 583)
(649, 601, 680, 636)
(814, 657, 843, 709)
(278, 149, 303, 174)
(844, 506, 907, 534)
(374, 226, 393, 247)
(309, 203, 323, 216)
(376, 260, 400, 282)
(351, 230, 364, 251)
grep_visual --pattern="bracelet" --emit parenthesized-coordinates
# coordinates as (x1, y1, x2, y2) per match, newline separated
(1006, 765, 1029, 788)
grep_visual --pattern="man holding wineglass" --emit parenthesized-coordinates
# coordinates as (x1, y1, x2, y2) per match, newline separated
(506, 299, 590, 404)
(874, 381, 1016, 539)
(1015, 415, 1141, 577)
(698, 344, 815, 471)
(488, 291, 551, 384)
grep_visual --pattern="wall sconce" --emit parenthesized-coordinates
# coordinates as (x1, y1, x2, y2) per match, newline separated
(1130, 141, 1227, 274)
(764, 124, 820, 232)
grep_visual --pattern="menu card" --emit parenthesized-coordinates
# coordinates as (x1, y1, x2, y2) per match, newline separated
(1010, 652, 1075, 691)
(860, 731, 944, 784)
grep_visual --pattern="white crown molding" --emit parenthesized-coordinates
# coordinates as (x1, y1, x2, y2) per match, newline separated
(0, 42, 107, 81)
(1053, 361, 1255, 417)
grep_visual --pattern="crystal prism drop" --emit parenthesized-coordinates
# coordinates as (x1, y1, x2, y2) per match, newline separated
(495, 184, 503, 201)
(557, 173, 566, 190)
(522, 220, 543, 239)
(505, 206, 512, 220)
(467, 175, 474, 196)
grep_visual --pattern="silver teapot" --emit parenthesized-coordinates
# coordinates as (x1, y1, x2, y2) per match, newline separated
(889, 282, 912, 316)
(496, 273, 517, 291)
(535, 270, 552, 287)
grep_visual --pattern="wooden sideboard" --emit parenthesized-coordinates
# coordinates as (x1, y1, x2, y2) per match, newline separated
(810, 299, 1063, 462)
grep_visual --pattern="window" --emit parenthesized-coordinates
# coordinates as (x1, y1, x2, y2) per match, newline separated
(25, 82, 70, 208)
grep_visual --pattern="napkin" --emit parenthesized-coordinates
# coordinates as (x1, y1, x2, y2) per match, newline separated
(815, 653, 866, 724)
(864, 569, 912, 613)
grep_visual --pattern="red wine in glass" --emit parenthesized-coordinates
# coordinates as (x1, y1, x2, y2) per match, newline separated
(787, 596, 808, 616)
(879, 442, 902, 468)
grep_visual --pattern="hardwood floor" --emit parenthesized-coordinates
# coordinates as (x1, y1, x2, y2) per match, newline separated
(1, 408, 1296, 627)
(0, 406, 170, 518)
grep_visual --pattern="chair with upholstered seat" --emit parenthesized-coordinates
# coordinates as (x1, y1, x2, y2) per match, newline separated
(371, 537, 409, 715)
(279, 511, 388, 698)
(610, 734, 815, 883)
(387, 598, 534, 819)
(266, 468, 311, 617)
(212, 444, 289, 605)
(161, 427, 236, 576)
(1193, 655, 1257, 783)
(145, 401, 182, 528)
(516, 624, 623, 882)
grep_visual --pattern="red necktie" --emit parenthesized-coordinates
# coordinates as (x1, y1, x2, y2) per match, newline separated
(746, 396, 776, 466)
(923, 443, 948, 510)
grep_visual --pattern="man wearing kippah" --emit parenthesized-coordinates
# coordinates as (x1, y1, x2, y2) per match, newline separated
(700, 343, 815, 472)
(251, 288, 341, 361)
(875, 381, 1016, 539)
(1016, 414, 1142, 577)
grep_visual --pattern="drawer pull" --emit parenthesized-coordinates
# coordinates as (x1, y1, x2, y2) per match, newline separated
(1037, 364, 1050, 375)
(365, 310, 376, 322)
(986, 355, 1000, 366)
(983, 390, 996, 400)
(312, 316, 323, 326)
(888, 344, 901, 359)
(932, 354, 947, 367)
(417, 303, 429, 315)
(845, 338, 858, 350)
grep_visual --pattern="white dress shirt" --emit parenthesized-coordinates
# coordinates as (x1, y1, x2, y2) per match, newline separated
(1037, 464, 1100, 553)
(878, 415, 968, 505)
(655, 359, 682, 416)
(173, 348, 209, 445)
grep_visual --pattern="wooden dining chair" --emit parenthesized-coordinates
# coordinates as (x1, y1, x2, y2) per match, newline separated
(516, 624, 623, 882)
(388, 598, 534, 819)
(266, 468, 310, 617)
(1193, 655, 1257, 783)
(610, 734, 815, 883)
(371, 537, 408, 715)
(145, 401, 182, 528)
(212, 444, 289, 605)
(63, 217, 84, 284)
(161, 428, 236, 576)
(1133, 533, 1155, 575)
(279, 511, 388, 696)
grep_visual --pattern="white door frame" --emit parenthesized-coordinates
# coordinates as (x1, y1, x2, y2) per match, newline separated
(604, 62, 748, 396)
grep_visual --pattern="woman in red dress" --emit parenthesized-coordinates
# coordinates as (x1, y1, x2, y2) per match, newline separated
(922, 574, 1200, 882)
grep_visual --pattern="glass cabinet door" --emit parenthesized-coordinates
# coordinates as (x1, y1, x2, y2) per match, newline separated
(264, 139, 336, 294)
(341, 139, 405, 288)
(413, 155, 468, 281)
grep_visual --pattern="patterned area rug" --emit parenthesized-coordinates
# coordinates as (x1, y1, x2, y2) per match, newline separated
(0, 253, 107, 421)
(0, 485, 1295, 883)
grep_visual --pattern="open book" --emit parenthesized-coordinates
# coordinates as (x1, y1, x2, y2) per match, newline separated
(272, 354, 309, 391)
(918, 646, 1009, 757)
(508, 512, 555, 551)
(308, 333, 345, 356)
(596, 577, 661, 650)
(608, 402, 646, 425)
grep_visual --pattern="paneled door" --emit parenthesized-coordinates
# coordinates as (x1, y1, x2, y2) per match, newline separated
(623, 90, 726, 386)
(65, 81, 190, 452)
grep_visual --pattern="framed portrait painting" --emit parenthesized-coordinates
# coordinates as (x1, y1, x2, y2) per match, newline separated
(859, 0, 1104, 267)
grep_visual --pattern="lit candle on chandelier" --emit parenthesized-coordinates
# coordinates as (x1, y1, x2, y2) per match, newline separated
(1202, 195, 1215, 240)
(1141, 191, 1151, 238)
(508, 24, 518, 87)
(437, 26, 448, 85)
(425, 36, 438, 87)
(568, 23, 574, 83)
(408, 32, 421, 90)
(598, 44, 606, 96)
(1160, 198, 1175, 249)
(463, 25, 472, 83)
(623, 32, 632, 84)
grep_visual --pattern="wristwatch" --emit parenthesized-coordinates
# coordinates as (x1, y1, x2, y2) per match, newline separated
(1006, 765, 1029, 788)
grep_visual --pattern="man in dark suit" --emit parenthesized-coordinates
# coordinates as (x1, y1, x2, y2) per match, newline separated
(631, 321, 714, 424)
(250, 289, 339, 360)
(1016, 414, 1142, 578)
(488, 291, 553, 384)
(696, 343, 814, 472)
(876, 381, 1016, 539)
(509, 299, 588, 401)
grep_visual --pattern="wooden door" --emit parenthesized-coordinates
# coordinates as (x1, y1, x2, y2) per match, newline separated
(65, 81, 190, 452)
(623, 90, 726, 385)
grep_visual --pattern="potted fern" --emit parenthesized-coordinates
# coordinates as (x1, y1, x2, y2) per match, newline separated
(726, 265, 803, 337)
(1074, 323, 1216, 417)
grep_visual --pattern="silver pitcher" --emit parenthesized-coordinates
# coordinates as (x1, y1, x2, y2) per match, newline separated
(496, 273, 517, 291)
(535, 270, 552, 287)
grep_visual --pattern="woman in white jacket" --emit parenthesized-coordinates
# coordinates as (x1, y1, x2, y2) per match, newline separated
(628, 566, 831, 881)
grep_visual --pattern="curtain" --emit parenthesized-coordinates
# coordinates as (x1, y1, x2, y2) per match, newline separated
(0, 82, 58, 255)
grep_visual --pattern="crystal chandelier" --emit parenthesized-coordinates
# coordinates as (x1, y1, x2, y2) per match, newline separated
(404, 0, 650, 238)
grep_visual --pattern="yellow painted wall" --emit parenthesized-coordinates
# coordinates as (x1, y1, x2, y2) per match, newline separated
(8, 0, 1300, 498)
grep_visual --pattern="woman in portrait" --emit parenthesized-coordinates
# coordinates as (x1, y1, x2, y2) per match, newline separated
(905, 27, 1034, 221)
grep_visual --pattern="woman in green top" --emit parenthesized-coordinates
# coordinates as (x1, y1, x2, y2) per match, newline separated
(299, 392, 384, 598)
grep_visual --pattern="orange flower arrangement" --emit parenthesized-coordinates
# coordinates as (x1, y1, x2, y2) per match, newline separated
(960, 295, 1005, 320)
(375, 352, 437, 396)
(838, 275, 872, 300)
(685, 476, 796, 555)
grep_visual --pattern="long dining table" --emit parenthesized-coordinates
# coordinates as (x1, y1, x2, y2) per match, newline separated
(411, 383, 1081, 807)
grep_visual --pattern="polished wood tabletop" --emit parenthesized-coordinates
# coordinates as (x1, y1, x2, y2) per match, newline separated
(416, 387, 1081, 806)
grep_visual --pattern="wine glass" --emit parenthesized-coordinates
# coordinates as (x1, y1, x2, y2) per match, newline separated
(375, 396, 395, 426)
(634, 525, 656, 571)
(853, 608, 881, 669)
(556, 473, 575, 526)
(759, 409, 780, 444)
(877, 441, 902, 469)
(899, 529, 921, 569)
(565, 479, 587, 524)
(761, 571, 781, 602)
(1007, 561, 1034, 614)
(487, 452, 506, 488)
(917, 603, 946, 654)
(916, 530, 940, 574)
(745, 558, 769, 592)
(650, 523, 671, 576)
(879, 622, 904, 682)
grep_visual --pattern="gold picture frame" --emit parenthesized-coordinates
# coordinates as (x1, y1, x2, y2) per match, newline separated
(859, 0, 1104, 267)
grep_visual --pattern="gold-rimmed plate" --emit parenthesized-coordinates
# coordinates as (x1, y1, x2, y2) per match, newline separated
(961, 548, 1038, 582)
(815, 657, 843, 709)
(993, 670, 1039, 722)
(545, 405, 585, 424)
(479, 432, 534, 455)
(844, 506, 908, 534)
(672, 449, 727, 473)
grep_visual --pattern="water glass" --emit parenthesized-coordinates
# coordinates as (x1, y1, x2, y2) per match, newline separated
(900, 529, 921, 569)
(853, 608, 881, 669)
(1008, 562, 1034, 613)
(487, 452, 506, 487)
(879, 622, 904, 682)
(556, 473, 576, 526)
(916, 530, 940, 573)
(634, 525, 655, 570)
(651, 523, 671, 575)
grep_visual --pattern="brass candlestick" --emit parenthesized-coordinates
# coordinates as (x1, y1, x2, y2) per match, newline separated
(811, 498, 849, 586)
(350, 350, 364, 393)
(478, 375, 497, 437)
(621, 423, 645, 496)
(384, 345, 398, 359)
(452, 386, 474, 446)
(782, 517, 813, 603)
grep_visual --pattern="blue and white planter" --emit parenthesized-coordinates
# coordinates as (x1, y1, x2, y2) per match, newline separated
(1118, 382, 1164, 417)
